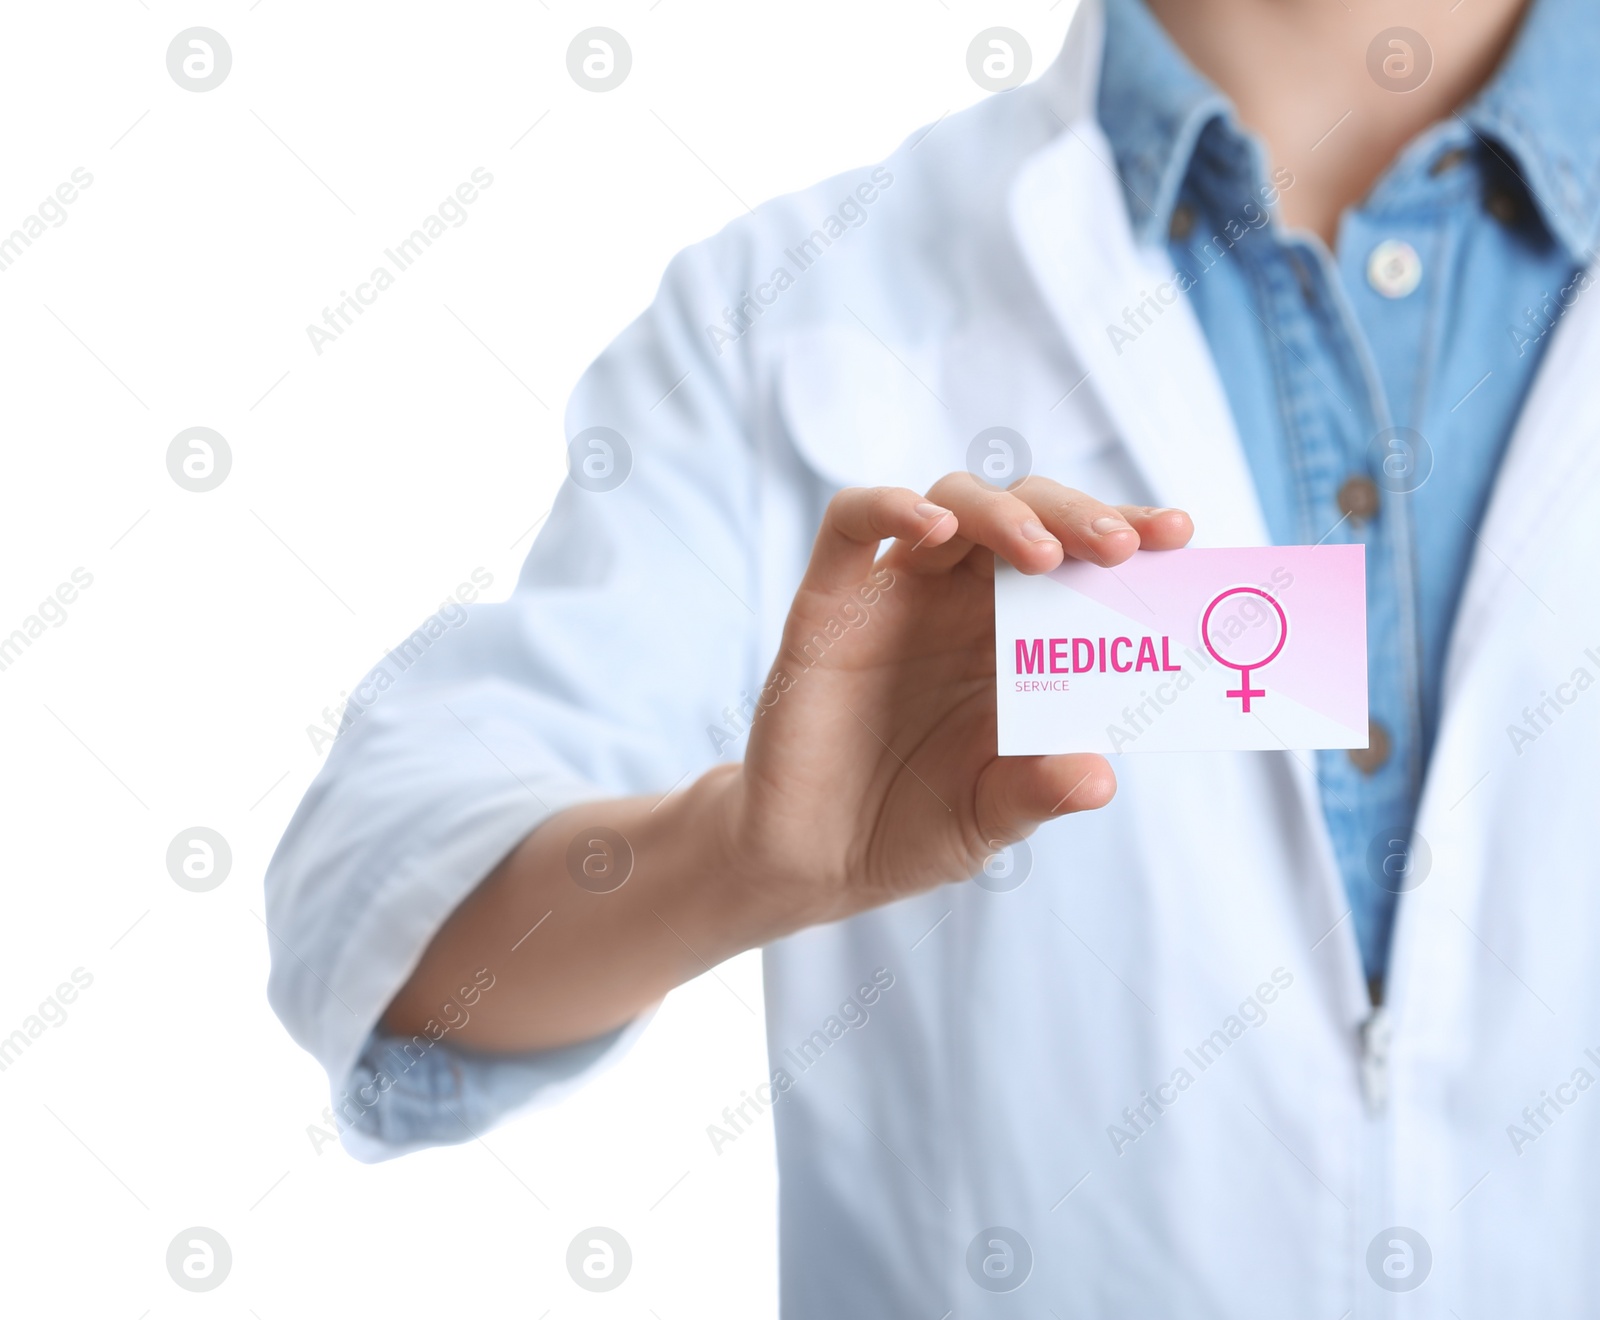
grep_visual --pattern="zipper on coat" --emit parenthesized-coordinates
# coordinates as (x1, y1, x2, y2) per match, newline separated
(1360, 1006, 1391, 1114)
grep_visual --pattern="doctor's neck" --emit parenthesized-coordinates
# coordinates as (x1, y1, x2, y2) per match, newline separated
(1144, 0, 1534, 244)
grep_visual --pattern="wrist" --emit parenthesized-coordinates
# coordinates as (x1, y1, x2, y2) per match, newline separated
(678, 761, 828, 953)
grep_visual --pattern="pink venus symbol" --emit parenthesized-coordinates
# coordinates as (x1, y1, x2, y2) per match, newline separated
(1201, 586, 1289, 714)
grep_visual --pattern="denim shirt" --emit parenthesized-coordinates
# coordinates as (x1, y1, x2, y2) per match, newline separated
(1098, 0, 1600, 992)
(331, 2, 1600, 1157)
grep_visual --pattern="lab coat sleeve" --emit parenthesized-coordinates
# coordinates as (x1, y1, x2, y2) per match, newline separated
(264, 238, 764, 1161)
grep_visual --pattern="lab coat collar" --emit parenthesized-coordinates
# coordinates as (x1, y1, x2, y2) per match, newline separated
(1032, 0, 1102, 128)
(1445, 262, 1600, 691)
(1010, 6, 1364, 1024)
(1010, 1, 1270, 550)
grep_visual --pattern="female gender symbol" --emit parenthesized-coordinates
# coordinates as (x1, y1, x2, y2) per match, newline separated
(1200, 586, 1289, 713)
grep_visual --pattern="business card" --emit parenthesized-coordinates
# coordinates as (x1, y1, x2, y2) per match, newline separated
(994, 546, 1367, 755)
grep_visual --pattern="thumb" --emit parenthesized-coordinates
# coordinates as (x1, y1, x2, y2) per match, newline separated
(973, 754, 1117, 849)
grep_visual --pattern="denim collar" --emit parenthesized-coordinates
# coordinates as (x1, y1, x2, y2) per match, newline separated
(1096, 0, 1600, 261)
(1468, 0, 1600, 259)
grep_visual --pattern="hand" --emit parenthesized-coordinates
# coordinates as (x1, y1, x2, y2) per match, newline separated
(383, 475, 1192, 1052)
(729, 473, 1193, 925)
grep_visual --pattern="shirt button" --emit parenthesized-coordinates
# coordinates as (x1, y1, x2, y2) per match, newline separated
(1337, 474, 1381, 525)
(1485, 187, 1521, 227)
(1348, 719, 1391, 774)
(1367, 239, 1422, 299)
(1170, 202, 1196, 241)
(1288, 251, 1317, 304)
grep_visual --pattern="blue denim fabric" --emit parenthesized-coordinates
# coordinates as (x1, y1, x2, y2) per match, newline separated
(1099, 0, 1598, 984)
(335, 1023, 630, 1159)
(332, 1, 1600, 1157)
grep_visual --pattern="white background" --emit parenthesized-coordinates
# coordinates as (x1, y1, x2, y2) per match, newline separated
(0, 3, 1075, 1315)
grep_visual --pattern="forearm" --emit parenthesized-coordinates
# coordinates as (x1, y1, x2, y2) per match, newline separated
(381, 479, 1151, 1055)
(380, 763, 796, 1052)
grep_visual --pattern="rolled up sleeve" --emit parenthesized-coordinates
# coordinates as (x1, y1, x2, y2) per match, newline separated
(263, 238, 765, 1159)
(335, 1016, 654, 1163)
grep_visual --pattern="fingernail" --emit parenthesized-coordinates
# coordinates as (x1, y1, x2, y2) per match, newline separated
(1020, 518, 1058, 544)
(1091, 515, 1132, 535)
(915, 502, 951, 520)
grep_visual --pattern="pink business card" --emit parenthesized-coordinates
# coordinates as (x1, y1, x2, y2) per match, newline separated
(994, 546, 1368, 754)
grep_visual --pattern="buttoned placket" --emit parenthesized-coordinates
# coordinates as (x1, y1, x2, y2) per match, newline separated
(1168, 152, 1443, 989)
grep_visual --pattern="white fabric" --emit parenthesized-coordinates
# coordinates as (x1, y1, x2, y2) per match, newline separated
(266, 3, 1600, 1312)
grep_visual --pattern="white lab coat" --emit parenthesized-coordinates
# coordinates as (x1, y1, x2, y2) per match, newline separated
(266, 2, 1600, 1313)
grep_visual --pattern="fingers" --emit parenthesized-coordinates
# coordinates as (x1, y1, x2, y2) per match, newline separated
(1114, 504, 1195, 551)
(803, 479, 1196, 593)
(975, 753, 1117, 842)
(1004, 478, 1191, 567)
(898, 473, 1069, 575)
(898, 473, 1193, 575)
(801, 486, 958, 596)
